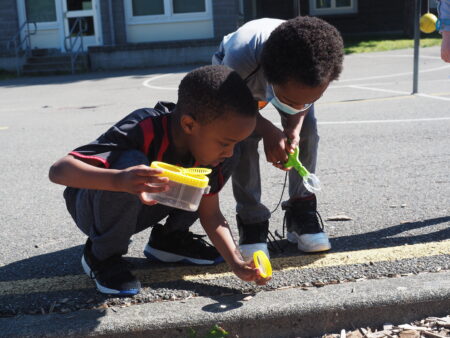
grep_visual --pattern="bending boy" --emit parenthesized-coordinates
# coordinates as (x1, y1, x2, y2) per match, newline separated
(49, 65, 265, 295)
(212, 16, 344, 257)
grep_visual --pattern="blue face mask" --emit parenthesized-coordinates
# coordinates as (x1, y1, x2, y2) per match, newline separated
(267, 85, 312, 115)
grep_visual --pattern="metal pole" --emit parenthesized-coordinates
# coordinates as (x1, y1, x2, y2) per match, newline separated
(412, 0, 421, 94)
(108, 0, 115, 45)
(293, 0, 301, 16)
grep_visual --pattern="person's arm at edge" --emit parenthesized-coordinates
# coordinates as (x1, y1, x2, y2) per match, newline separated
(438, 0, 450, 62)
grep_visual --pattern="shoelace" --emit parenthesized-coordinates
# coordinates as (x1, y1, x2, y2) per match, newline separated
(294, 210, 325, 234)
(267, 172, 288, 253)
(265, 171, 326, 254)
(267, 210, 325, 254)
(179, 232, 214, 251)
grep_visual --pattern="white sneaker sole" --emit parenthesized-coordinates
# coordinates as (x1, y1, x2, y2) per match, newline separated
(287, 231, 331, 253)
(144, 244, 220, 265)
(81, 255, 139, 295)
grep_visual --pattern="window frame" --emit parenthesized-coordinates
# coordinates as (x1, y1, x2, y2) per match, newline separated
(124, 0, 212, 25)
(309, 0, 358, 16)
(17, 0, 60, 29)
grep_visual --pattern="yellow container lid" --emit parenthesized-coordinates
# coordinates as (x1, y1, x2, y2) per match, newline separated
(253, 250, 272, 278)
(150, 161, 212, 188)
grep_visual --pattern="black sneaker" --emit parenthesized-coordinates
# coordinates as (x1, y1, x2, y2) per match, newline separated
(81, 239, 141, 296)
(282, 195, 331, 253)
(236, 215, 270, 259)
(144, 224, 224, 265)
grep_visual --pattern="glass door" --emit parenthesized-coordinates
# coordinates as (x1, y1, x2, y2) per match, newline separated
(62, 0, 102, 52)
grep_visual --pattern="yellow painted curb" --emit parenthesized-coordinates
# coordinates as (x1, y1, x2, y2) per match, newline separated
(0, 240, 449, 296)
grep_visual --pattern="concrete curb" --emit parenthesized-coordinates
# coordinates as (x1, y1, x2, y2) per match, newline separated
(1, 271, 450, 337)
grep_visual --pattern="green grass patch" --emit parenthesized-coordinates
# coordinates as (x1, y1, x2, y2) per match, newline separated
(343, 33, 442, 54)
(0, 69, 17, 81)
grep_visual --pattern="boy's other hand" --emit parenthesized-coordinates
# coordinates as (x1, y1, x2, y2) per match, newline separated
(262, 124, 291, 171)
(116, 165, 169, 205)
(231, 259, 271, 285)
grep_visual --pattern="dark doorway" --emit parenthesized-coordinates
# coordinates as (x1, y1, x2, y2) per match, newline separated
(243, 0, 298, 22)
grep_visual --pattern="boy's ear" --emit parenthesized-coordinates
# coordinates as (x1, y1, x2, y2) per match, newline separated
(180, 114, 197, 135)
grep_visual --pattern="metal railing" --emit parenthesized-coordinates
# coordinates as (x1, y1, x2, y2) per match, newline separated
(7, 21, 37, 75)
(64, 17, 87, 74)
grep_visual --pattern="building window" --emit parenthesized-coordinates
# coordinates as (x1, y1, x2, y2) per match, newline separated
(132, 0, 164, 16)
(25, 0, 57, 23)
(309, 0, 357, 15)
(172, 0, 205, 14)
(127, 0, 209, 21)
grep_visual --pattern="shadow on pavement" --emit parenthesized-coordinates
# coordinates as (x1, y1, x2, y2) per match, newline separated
(0, 65, 197, 88)
(329, 215, 450, 252)
(0, 245, 84, 282)
(201, 294, 250, 313)
(1, 215, 447, 284)
(264, 216, 450, 256)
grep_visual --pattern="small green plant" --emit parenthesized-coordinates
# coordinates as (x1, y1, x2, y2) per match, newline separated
(188, 324, 229, 338)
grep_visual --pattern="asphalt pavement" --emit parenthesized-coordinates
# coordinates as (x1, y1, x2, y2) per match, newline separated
(0, 46, 449, 337)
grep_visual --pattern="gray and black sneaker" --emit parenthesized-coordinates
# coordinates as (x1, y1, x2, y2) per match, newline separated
(282, 195, 331, 253)
(236, 215, 270, 260)
(144, 224, 224, 265)
(81, 239, 141, 296)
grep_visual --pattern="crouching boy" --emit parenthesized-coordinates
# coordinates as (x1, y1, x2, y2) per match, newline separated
(49, 65, 267, 295)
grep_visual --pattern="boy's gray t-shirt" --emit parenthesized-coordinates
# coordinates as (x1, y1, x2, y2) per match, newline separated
(213, 18, 284, 101)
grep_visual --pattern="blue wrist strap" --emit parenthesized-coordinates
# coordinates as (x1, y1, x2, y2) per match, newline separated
(436, 18, 450, 30)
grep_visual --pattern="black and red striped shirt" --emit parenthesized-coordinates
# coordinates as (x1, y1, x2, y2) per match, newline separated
(69, 102, 235, 195)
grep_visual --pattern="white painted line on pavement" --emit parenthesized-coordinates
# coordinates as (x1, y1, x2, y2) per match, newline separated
(336, 64, 450, 83)
(356, 54, 442, 59)
(142, 59, 450, 90)
(347, 85, 409, 95)
(274, 117, 450, 127)
(346, 85, 450, 101)
(415, 92, 450, 101)
(143, 73, 177, 90)
(330, 78, 450, 89)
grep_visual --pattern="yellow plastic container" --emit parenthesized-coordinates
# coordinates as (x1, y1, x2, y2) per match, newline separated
(144, 161, 212, 211)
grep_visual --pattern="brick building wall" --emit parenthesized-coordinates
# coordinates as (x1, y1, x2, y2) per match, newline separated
(99, 0, 127, 45)
(212, 0, 240, 39)
(297, 0, 433, 37)
(309, 0, 407, 35)
(0, 0, 19, 52)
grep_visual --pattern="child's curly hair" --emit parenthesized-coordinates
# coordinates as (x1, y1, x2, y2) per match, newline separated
(177, 65, 257, 124)
(261, 16, 344, 87)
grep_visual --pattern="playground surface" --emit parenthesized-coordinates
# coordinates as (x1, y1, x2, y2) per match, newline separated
(0, 46, 449, 337)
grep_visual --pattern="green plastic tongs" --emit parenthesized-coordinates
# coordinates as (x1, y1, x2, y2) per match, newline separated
(284, 146, 321, 193)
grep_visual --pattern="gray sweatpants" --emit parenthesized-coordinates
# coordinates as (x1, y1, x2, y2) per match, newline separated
(232, 105, 319, 224)
(64, 150, 198, 261)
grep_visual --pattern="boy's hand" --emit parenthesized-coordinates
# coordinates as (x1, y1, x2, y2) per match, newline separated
(283, 127, 301, 154)
(231, 259, 271, 285)
(262, 124, 291, 171)
(280, 111, 304, 154)
(116, 165, 169, 205)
